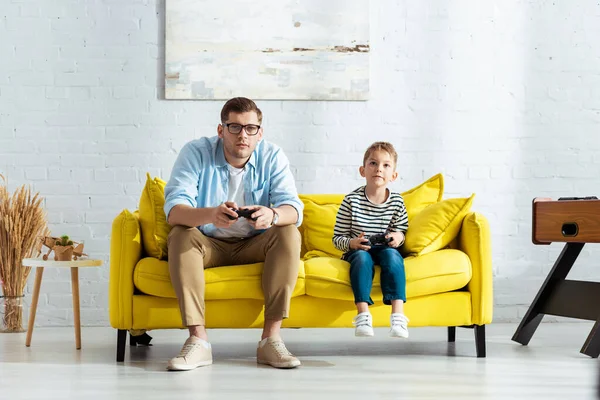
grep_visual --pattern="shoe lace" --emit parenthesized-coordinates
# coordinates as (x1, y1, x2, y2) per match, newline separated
(352, 313, 372, 327)
(271, 340, 293, 358)
(391, 314, 408, 327)
(178, 341, 199, 358)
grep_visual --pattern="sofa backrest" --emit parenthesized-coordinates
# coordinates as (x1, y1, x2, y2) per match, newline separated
(136, 173, 450, 261)
(297, 174, 447, 259)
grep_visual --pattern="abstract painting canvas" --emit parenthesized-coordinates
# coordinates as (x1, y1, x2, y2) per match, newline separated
(165, 0, 370, 100)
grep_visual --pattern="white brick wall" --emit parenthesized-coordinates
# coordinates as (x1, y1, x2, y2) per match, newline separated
(1, 1, 600, 326)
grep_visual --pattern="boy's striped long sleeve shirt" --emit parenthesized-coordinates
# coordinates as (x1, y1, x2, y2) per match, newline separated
(332, 186, 409, 253)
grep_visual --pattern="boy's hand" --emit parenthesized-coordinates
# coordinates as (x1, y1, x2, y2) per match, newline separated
(387, 232, 405, 248)
(350, 232, 371, 251)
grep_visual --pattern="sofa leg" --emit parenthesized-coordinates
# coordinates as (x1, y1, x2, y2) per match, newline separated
(475, 325, 486, 358)
(117, 329, 127, 362)
(448, 326, 456, 342)
(130, 332, 153, 347)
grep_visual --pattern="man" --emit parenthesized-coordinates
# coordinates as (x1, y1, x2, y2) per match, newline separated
(163, 97, 303, 371)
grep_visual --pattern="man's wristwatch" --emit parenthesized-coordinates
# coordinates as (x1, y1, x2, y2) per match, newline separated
(270, 208, 279, 227)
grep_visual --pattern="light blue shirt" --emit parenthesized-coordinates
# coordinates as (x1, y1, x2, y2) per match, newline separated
(164, 136, 303, 237)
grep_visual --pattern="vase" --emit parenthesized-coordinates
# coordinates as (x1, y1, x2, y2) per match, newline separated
(54, 246, 73, 261)
(0, 295, 25, 333)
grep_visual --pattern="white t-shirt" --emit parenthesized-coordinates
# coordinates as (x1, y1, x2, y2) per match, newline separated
(211, 165, 254, 239)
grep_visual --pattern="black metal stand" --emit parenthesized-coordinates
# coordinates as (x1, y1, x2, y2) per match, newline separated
(512, 242, 600, 358)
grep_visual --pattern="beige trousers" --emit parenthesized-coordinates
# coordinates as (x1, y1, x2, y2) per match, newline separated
(167, 225, 301, 327)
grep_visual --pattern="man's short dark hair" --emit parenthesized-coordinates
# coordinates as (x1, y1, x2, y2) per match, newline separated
(220, 97, 263, 124)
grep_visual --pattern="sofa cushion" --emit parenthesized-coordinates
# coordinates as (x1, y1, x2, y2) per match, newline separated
(299, 194, 346, 259)
(304, 249, 471, 301)
(133, 257, 306, 300)
(299, 173, 445, 259)
(402, 194, 475, 257)
(402, 173, 444, 222)
(139, 173, 171, 260)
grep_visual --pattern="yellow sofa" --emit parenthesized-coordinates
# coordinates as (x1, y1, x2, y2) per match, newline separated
(109, 174, 493, 361)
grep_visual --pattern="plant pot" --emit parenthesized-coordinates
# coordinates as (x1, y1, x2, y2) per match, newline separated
(54, 246, 74, 261)
(0, 295, 25, 333)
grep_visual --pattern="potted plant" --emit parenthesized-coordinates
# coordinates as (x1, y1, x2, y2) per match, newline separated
(54, 235, 75, 261)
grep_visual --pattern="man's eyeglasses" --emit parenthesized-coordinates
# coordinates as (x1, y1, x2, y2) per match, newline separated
(223, 123, 261, 136)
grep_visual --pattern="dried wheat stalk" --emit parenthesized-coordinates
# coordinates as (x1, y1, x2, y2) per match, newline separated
(0, 174, 49, 332)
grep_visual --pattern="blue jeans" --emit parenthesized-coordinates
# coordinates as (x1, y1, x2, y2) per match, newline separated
(345, 247, 406, 306)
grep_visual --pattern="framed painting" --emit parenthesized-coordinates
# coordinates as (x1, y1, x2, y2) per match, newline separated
(165, 0, 370, 100)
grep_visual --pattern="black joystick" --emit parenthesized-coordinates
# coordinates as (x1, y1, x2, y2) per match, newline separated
(236, 208, 258, 221)
(225, 208, 258, 221)
(368, 233, 392, 246)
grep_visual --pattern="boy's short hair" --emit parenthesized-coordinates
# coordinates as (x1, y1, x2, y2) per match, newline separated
(363, 142, 398, 167)
(220, 97, 263, 124)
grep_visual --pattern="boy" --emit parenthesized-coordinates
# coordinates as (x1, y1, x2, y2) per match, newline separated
(332, 142, 409, 338)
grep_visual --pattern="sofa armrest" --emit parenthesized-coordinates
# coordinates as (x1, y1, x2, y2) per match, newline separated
(109, 209, 142, 330)
(458, 212, 493, 325)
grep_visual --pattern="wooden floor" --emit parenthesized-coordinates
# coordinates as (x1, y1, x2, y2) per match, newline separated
(1, 322, 598, 399)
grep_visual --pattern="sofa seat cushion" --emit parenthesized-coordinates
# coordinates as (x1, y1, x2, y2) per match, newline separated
(304, 249, 471, 301)
(134, 257, 306, 300)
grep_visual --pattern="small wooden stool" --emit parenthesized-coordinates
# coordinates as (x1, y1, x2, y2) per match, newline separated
(21, 257, 103, 350)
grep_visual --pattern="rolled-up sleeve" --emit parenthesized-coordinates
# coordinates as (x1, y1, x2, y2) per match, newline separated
(269, 148, 304, 227)
(164, 143, 201, 220)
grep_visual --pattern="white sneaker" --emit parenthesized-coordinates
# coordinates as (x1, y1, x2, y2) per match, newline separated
(390, 313, 409, 338)
(353, 312, 374, 337)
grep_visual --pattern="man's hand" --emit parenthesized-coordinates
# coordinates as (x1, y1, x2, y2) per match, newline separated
(349, 232, 371, 251)
(212, 202, 239, 228)
(243, 205, 274, 230)
(387, 231, 405, 248)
